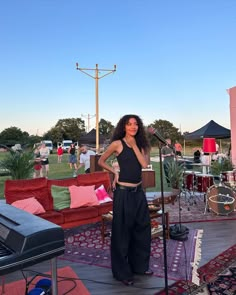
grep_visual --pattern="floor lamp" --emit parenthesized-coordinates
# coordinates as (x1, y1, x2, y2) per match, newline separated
(203, 138, 216, 173)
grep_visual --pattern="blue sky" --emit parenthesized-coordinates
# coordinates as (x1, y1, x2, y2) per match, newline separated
(1, 0, 235, 136)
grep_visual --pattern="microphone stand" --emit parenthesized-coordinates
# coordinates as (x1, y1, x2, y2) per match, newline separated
(155, 140, 169, 295)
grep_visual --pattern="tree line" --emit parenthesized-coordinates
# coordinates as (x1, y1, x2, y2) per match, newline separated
(0, 117, 186, 148)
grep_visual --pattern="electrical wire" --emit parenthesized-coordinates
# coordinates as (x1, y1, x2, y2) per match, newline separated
(20, 268, 166, 293)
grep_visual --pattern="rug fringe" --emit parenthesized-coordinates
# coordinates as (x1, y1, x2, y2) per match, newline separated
(191, 229, 203, 286)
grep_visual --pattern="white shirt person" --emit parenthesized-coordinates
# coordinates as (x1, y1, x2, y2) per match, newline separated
(78, 145, 96, 173)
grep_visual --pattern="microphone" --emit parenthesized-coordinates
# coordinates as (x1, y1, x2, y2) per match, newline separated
(147, 127, 167, 145)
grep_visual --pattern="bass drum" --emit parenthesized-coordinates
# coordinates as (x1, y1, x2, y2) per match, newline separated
(207, 185, 236, 215)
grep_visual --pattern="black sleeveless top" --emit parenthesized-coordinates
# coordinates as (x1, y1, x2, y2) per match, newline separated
(117, 139, 142, 183)
(70, 147, 76, 155)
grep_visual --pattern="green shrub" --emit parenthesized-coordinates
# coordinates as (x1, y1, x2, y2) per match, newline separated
(0, 149, 35, 180)
(167, 161, 184, 189)
(211, 158, 234, 176)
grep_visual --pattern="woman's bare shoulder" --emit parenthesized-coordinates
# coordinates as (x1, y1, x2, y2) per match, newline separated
(112, 139, 122, 146)
(106, 140, 120, 150)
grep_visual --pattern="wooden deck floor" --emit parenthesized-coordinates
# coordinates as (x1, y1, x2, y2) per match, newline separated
(3, 218, 236, 295)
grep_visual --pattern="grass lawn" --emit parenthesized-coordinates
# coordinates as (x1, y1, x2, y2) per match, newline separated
(0, 147, 196, 199)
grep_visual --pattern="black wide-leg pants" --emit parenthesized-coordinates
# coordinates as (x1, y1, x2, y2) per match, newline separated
(111, 185, 151, 281)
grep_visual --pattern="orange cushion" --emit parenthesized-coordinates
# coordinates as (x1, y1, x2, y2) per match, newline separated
(95, 185, 112, 204)
(69, 185, 99, 208)
(11, 197, 46, 214)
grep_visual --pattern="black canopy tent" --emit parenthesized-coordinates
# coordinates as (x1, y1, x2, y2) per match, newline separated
(79, 128, 107, 146)
(184, 120, 231, 140)
(183, 120, 230, 155)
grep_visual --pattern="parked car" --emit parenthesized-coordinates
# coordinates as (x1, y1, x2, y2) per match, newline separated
(57, 140, 73, 152)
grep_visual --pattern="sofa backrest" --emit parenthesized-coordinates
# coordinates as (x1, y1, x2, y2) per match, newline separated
(4, 177, 52, 211)
(4, 172, 112, 212)
(77, 171, 112, 192)
(47, 178, 78, 199)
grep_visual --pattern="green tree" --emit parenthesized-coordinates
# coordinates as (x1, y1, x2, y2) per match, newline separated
(26, 135, 42, 148)
(99, 118, 114, 137)
(43, 127, 63, 145)
(44, 118, 86, 144)
(0, 127, 30, 146)
(148, 119, 183, 146)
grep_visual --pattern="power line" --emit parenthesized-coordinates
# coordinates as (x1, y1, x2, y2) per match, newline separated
(81, 113, 96, 132)
(76, 63, 116, 153)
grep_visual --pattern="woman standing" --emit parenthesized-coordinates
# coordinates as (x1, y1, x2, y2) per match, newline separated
(57, 144, 64, 163)
(98, 114, 152, 286)
(39, 142, 50, 178)
(33, 144, 42, 178)
(68, 143, 78, 176)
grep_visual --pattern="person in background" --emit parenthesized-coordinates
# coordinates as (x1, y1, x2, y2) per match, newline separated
(77, 145, 95, 174)
(162, 138, 175, 186)
(215, 142, 219, 154)
(57, 144, 63, 163)
(39, 142, 50, 177)
(174, 140, 183, 158)
(193, 149, 201, 163)
(33, 143, 42, 178)
(98, 114, 153, 286)
(68, 143, 78, 176)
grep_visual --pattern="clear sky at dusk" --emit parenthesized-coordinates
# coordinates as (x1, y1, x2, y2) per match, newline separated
(1, 0, 235, 136)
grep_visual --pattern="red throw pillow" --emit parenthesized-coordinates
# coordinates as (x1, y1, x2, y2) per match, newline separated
(95, 185, 112, 204)
(69, 185, 99, 208)
(11, 197, 46, 214)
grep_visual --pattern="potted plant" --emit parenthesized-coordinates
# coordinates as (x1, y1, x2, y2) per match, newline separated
(211, 158, 234, 176)
(0, 148, 35, 180)
(167, 161, 184, 194)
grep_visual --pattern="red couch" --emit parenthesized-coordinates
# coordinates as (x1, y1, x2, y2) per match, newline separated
(4, 171, 113, 229)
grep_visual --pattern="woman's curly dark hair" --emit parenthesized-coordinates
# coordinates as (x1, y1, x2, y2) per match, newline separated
(111, 114, 150, 153)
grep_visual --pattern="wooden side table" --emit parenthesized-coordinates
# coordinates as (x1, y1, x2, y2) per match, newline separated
(101, 212, 113, 243)
(151, 192, 179, 206)
(101, 208, 169, 243)
(150, 210, 170, 239)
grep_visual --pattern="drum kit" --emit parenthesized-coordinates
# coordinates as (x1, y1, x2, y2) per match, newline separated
(181, 169, 236, 215)
(181, 170, 214, 210)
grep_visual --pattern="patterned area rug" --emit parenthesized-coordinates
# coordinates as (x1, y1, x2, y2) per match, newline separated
(154, 244, 236, 295)
(60, 223, 203, 283)
(146, 191, 236, 223)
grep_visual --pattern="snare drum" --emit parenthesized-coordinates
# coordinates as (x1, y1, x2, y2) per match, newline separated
(196, 174, 214, 193)
(221, 171, 236, 186)
(207, 184, 236, 215)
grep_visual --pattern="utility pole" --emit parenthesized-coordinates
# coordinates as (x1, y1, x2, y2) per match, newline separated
(81, 113, 96, 132)
(76, 63, 116, 153)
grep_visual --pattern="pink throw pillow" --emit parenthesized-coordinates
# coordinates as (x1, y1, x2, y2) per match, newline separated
(11, 197, 46, 214)
(69, 185, 99, 208)
(95, 185, 112, 204)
